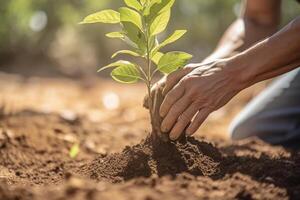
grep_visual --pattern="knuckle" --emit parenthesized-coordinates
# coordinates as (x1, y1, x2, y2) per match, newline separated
(187, 87, 197, 98)
(201, 101, 214, 111)
(184, 67, 193, 74)
(184, 64, 192, 69)
(187, 87, 199, 100)
(170, 107, 184, 120)
(193, 98, 203, 106)
(165, 76, 176, 89)
(180, 77, 189, 86)
(170, 104, 180, 115)
(179, 113, 190, 124)
(174, 122, 185, 133)
(183, 64, 195, 71)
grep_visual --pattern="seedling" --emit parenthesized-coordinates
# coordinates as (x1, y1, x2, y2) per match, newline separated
(80, 0, 192, 136)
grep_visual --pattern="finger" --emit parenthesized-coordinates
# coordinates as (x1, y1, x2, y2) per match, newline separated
(163, 67, 194, 96)
(169, 103, 199, 140)
(161, 95, 191, 132)
(160, 84, 184, 117)
(186, 108, 211, 136)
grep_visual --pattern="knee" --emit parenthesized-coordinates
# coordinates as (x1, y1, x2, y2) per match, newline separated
(229, 116, 255, 140)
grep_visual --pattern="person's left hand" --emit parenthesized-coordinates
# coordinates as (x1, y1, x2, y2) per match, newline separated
(160, 58, 245, 140)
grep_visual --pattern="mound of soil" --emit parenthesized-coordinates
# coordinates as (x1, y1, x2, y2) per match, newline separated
(79, 136, 223, 182)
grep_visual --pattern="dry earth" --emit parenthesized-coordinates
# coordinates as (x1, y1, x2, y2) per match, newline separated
(0, 72, 299, 200)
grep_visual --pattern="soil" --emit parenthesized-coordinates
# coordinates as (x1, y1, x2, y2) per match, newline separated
(0, 72, 299, 200)
(80, 136, 223, 183)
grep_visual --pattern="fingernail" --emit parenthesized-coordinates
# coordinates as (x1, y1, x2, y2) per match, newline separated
(170, 134, 177, 141)
(170, 129, 179, 141)
(186, 128, 193, 136)
(161, 125, 167, 132)
(159, 110, 164, 117)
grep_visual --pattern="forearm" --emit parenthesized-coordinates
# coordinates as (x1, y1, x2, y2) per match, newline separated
(230, 17, 300, 88)
(204, 0, 281, 62)
(204, 18, 278, 62)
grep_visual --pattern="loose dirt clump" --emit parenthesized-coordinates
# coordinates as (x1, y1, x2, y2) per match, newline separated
(80, 136, 223, 183)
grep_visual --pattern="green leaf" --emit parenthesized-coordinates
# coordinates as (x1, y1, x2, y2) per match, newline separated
(148, 35, 158, 50)
(119, 7, 143, 31)
(123, 37, 139, 48)
(146, 0, 175, 22)
(69, 144, 79, 158)
(157, 51, 193, 74)
(106, 32, 125, 39)
(140, 0, 147, 5)
(150, 10, 170, 36)
(112, 50, 140, 58)
(124, 0, 143, 11)
(152, 30, 186, 56)
(156, 0, 175, 14)
(111, 65, 141, 83)
(151, 52, 164, 65)
(143, 0, 161, 16)
(98, 60, 134, 72)
(122, 22, 146, 54)
(79, 10, 120, 24)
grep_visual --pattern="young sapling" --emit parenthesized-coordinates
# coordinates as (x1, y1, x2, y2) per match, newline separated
(80, 0, 192, 141)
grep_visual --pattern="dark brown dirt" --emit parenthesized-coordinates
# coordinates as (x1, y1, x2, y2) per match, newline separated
(80, 136, 223, 183)
(0, 73, 299, 200)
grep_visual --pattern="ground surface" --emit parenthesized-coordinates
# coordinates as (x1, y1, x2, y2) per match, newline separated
(0, 72, 299, 200)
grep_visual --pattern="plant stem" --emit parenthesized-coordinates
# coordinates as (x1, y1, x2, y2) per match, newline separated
(137, 65, 148, 81)
(143, 15, 155, 133)
(146, 33, 154, 129)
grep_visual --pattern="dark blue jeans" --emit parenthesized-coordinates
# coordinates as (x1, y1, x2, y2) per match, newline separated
(229, 68, 300, 149)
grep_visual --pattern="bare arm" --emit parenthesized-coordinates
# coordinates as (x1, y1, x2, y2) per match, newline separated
(232, 16, 300, 87)
(205, 0, 281, 62)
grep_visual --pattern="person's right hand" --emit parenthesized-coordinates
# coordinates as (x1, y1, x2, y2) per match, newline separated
(143, 63, 201, 109)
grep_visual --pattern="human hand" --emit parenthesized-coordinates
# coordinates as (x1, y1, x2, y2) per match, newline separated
(143, 63, 200, 109)
(160, 58, 244, 140)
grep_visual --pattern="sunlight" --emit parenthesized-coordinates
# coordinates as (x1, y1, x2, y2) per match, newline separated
(102, 92, 120, 110)
(29, 10, 48, 32)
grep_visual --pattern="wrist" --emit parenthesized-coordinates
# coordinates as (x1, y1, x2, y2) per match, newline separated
(223, 54, 254, 90)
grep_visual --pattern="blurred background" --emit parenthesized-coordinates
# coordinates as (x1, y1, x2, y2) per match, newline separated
(0, 0, 299, 145)
(0, 0, 299, 78)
